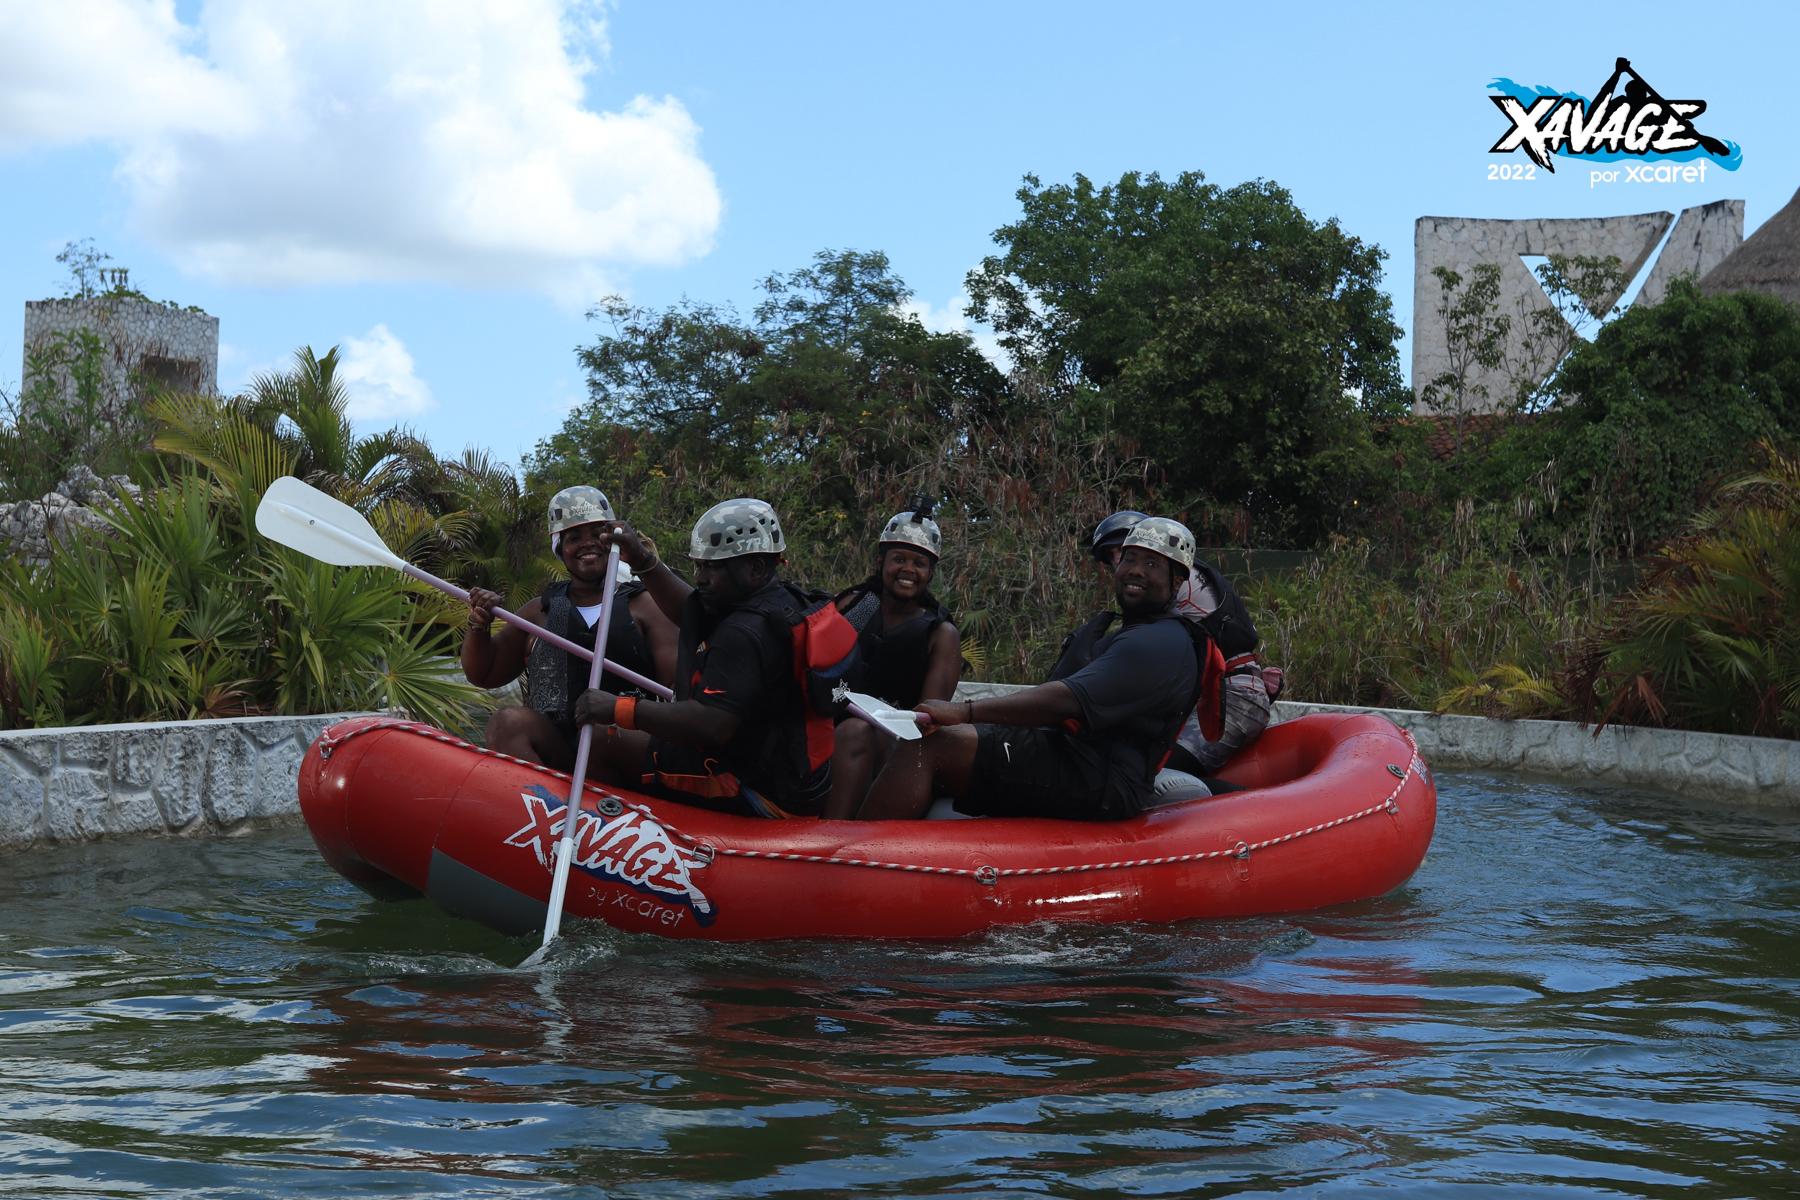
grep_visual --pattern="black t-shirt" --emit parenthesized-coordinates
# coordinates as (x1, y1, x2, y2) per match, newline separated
(683, 582, 807, 798)
(1058, 611, 1199, 785)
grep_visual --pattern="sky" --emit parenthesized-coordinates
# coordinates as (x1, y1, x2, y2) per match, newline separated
(2, 0, 1796, 475)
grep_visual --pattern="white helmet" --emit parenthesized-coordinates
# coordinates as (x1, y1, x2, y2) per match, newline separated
(689, 498, 785, 561)
(548, 485, 615, 552)
(1119, 516, 1196, 574)
(878, 510, 943, 560)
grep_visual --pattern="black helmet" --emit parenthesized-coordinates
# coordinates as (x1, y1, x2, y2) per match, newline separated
(1090, 510, 1148, 561)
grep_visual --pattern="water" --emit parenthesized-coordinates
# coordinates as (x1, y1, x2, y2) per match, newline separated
(2, 770, 1798, 1198)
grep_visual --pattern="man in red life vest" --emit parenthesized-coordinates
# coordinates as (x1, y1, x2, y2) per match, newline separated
(570, 498, 835, 818)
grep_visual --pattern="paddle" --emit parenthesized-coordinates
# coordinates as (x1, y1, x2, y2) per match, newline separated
(255, 475, 667, 697)
(842, 691, 923, 741)
(524, 543, 621, 962)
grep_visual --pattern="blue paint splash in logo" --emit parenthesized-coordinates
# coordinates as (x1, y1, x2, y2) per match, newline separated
(1488, 77, 1742, 170)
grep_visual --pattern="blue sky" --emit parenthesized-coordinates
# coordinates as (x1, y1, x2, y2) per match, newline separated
(3, 1, 1795, 474)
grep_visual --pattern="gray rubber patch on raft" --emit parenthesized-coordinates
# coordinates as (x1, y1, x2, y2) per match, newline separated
(428, 848, 546, 937)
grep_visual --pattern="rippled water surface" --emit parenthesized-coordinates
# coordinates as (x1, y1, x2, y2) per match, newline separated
(3, 770, 1799, 1198)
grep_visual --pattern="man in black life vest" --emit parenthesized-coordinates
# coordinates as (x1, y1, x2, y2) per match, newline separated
(1055, 510, 1277, 776)
(461, 485, 676, 772)
(570, 498, 834, 818)
(852, 517, 1212, 821)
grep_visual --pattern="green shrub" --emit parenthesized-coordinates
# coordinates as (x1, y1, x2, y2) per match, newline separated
(1570, 442, 1799, 738)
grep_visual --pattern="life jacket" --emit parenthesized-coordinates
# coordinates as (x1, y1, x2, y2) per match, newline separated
(674, 581, 859, 810)
(1171, 618, 1230, 747)
(525, 578, 655, 728)
(837, 584, 952, 709)
(1180, 560, 1259, 661)
(1048, 610, 1118, 682)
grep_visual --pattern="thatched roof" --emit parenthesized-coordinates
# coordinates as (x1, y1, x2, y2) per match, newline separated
(1699, 185, 1800, 306)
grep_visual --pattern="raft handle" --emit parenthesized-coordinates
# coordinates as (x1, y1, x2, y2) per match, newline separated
(1233, 840, 1250, 860)
(691, 842, 716, 867)
(975, 865, 998, 886)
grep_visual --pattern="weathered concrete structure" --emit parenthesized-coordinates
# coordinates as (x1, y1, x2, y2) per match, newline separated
(21, 291, 219, 427)
(1412, 201, 1743, 414)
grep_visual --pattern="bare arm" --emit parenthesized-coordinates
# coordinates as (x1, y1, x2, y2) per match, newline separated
(574, 689, 741, 750)
(918, 620, 963, 703)
(629, 590, 680, 688)
(600, 522, 692, 622)
(916, 680, 1081, 731)
(462, 592, 537, 688)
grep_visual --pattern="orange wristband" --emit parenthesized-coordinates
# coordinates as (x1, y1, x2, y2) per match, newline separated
(614, 696, 638, 730)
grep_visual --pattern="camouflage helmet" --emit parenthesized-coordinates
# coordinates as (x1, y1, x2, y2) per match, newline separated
(689, 498, 786, 561)
(1119, 516, 1196, 574)
(547, 485, 615, 551)
(878, 510, 943, 560)
(1090, 509, 1148, 561)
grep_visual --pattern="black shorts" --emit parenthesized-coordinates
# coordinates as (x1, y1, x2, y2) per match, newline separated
(962, 725, 1144, 821)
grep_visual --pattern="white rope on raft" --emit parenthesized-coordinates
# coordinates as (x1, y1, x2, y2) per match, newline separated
(315, 720, 1420, 884)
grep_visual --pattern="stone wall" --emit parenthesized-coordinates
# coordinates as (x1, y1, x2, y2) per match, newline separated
(0, 713, 356, 851)
(21, 294, 220, 424)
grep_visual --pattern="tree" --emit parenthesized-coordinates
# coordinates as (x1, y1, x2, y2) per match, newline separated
(1485, 278, 1800, 554)
(540, 249, 1009, 500)
(965, 171, 1408, 543)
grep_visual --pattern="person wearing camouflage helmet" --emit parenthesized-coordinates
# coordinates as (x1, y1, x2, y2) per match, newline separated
(1051, 509, 1276, 778)
(460, 485, 677, 772)
(569, 498, 836, 817)
(850, 516, 1217, 822)
(824, 502, 964, 818)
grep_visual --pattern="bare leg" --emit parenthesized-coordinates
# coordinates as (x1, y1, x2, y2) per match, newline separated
(486, 705, 575, 769)
(587, 727, 653, 785)
(825, 720, 881, 819)
(856, 725, 979, 820)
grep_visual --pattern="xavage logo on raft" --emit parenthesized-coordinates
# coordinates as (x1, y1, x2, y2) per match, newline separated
(505, 785, 716, 926)
(1488, 57, 1741, 178)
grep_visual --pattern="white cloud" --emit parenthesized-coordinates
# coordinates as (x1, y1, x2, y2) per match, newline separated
(0, 0, 720, 301)
(902, 287, 1010, 371)
(338, 324, 433, 422)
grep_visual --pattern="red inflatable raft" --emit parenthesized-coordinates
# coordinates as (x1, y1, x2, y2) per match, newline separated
(297, 711, 1435, 941)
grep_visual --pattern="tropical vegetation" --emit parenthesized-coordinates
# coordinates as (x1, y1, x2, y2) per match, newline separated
(3, 175, 1796, 742)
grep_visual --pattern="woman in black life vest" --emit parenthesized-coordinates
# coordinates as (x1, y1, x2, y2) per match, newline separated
(822, 506, 963, 818)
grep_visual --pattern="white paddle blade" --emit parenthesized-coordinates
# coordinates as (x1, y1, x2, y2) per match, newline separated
(255, 476, 404, 570)
(844, 691, 924, 741)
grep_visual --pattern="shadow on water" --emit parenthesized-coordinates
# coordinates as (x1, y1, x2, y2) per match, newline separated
(2, 771, 1799, 1197)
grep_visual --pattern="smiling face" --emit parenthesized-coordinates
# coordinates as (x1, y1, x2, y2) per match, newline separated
(878, 546, 936, 603)
(556, 522, 610, 583)
(1113, 545, 1178, 618)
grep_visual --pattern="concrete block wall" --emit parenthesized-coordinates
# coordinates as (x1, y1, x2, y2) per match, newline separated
(0, 713, 356, 851)
(957, 683, 1799, 809)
